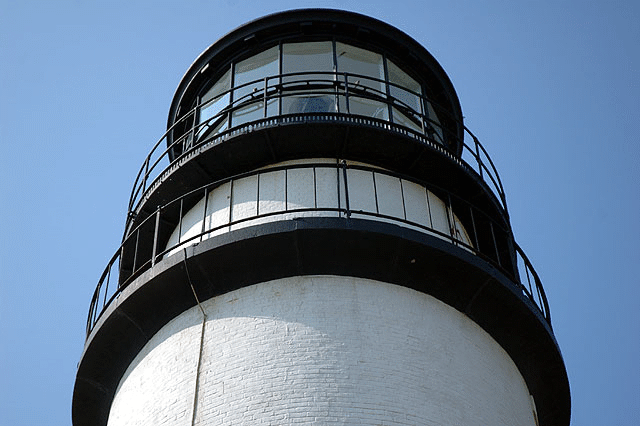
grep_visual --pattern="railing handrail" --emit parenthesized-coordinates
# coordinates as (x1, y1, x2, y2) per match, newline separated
(87, 162, 549, 338)
(123, 69, 508, 237)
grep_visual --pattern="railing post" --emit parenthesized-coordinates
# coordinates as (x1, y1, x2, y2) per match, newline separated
(469, 206, 480, 252)
(341, 160, 351, 218)
(489, 221, 501, 267)
(383, 58, 393, 124)
(284, 170, 288, 212)
(425, 188, 434, 229)
(178, 198, 184, 244)
(524, 259, 533, 296)
(372, 171, 379, 215)
(151, 207, 161, 266)
(102, 266, 111, 309)
(201, 187, 209, 242)
(343, 72, 350, 114)
(142, 157, 149, 193)
(263, 76, 268, 118)
(118, 245, 125, 285)
(336, 162, 341, 213)
(255, 173, 260, 217)
(400, 179, 407, 221)
(508, 232, 519, 278)
(474, 136, 483, 179)
(132, 229, 140, 273)
(228, 179, 234, 225)
(445, 193, 455, 244)
(86, 304, 93, 337)
(188, 122, 195, 151)
(87, 292, 98, 337)
(313, 167, 318, 209)
(419, 95, 427, 137)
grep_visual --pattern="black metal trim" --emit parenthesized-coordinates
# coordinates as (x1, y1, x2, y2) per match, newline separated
(73, 217, 569, 426)
(168, 9, 463, 146)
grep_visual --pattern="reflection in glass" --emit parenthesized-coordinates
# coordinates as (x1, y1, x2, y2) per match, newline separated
(232, 46, 279, 126)
(233, 99, 278, 127)
(199, 69, 231, 138)
(336, 43, 387, 119)
(234, 46, 279, 103)
(285, 94, 335, 114)
(392, 107, 422, 132)
(387, 60, 421, 111)
(340, 95, 388, 120)
(282, 42, 334, 114)
(282, 42, 334, 85)
(426, 101, 444, 144)
(336, 42, 385, 94)
(388, 60, 423, 132)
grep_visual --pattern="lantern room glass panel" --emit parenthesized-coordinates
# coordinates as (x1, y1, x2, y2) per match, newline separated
(198, 69, 231, 138)
(282, 42, 335, 114)
(233, 46, 279, 101)
(282, 42, 334, 84)
(426, 101, 444, 144)
(336, 42, 388, 120)
(192, 40, 444, 140)
(387, 60, 423, 133)
(335, 42, 385, 93)
(232, 46, 279, 126)
(387, 60, 421, 111)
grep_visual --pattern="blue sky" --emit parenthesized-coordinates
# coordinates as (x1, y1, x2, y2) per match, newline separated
(1, 0, 638, 425)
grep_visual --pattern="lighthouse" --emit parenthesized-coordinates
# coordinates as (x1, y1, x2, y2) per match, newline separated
(73, 9, 570, 426)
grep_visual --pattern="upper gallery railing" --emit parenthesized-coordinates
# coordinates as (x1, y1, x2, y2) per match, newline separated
(125, 70, 507, 233)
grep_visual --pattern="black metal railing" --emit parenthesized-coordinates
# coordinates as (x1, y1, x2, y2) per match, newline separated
(124, 71, 507, 236)
(86, 162, 549, 338)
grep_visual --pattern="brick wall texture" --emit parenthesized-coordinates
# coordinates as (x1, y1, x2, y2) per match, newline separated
(108, 276, 536, 426)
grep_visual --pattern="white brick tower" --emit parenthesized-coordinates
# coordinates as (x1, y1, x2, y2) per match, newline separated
(73, 9, 570, 426)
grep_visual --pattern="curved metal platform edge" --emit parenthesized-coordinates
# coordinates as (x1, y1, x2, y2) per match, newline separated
(73, 217, 569, 426)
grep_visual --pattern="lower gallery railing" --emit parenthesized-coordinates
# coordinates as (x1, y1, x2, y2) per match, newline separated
(164, 159, 472, 257)
(86, 160, 550, 336)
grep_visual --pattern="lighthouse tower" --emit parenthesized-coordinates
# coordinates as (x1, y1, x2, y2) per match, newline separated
(73, 9, 570, 426)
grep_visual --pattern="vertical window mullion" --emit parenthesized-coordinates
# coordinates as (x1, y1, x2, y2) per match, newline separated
(336, 159, 342, 215)
(278, 42, 283, 116)
(229, 62, 235, 128)
(256, 173, 261, 216)
(382, 53, 393, 124)
(178, 198, 184, 244)
(332, 39, 339, 113)
(372, 172, 379, 215)
(313, 167, 318, 209)
(200, 187, 209, 242)
(400, 179, 407, 221)
(422, 84, 431, 139)
(425, 188, 434, 230)
(228, 179, 234, 226)
(419, 89, 427, 136)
